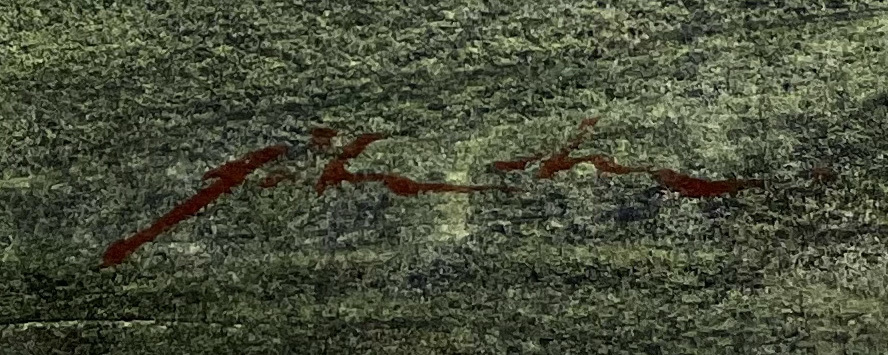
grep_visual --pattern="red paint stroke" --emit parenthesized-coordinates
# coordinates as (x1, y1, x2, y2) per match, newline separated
(493, 117, 650, 179)
(650, 168, 765, 198)
(367, 174, 521, 196)
(491, 117, 771, 198)
(316, 133, 519, 196)
(539, 117, 652, 178)
(492, 119, 592, 175)
(100, 144, 289, 268)
(311, 128, 338, 150)
(259, 126, 341, 188)
(259, 170, 296, 188)
(315, 133, 387, 195)
(492, 156, 544, 171)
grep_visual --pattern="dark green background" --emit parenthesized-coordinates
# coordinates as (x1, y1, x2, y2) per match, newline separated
(3, 0, 888, 353)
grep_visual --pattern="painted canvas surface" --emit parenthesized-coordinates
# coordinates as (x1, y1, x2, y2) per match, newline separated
(3, 1, 888, 353)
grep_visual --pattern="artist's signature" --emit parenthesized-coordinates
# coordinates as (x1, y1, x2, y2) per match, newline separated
(101, 118, 835, 268)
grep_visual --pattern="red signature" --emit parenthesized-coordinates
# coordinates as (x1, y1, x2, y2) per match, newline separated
(101, 118, 834, 268)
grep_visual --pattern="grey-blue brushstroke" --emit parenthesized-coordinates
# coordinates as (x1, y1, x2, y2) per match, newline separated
(604, 185, 665, 223)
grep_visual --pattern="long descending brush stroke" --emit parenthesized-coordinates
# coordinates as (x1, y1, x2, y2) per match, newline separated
(100, 145, 289, 268)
